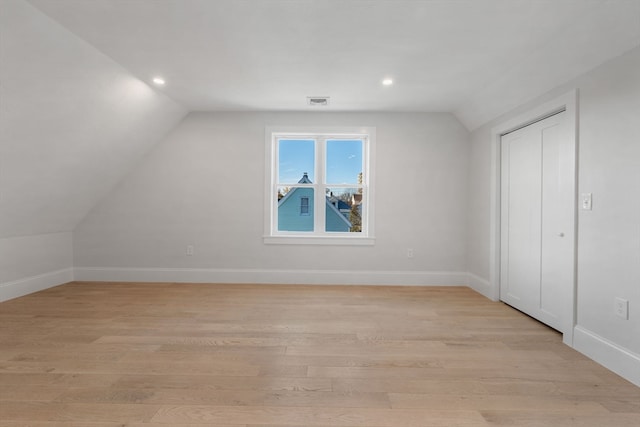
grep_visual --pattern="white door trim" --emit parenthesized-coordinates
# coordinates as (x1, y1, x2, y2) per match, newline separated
(489, 90, 578, 346)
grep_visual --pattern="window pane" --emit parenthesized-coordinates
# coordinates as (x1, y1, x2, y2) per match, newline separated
(326, 139, 363, 184)
(300, 197, 309, 215)
(278, 139, 315, 184)
(277, 187, 314, 232)
(325, 187, 363, 233)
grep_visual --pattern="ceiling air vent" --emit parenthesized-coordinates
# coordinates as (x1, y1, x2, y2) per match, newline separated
(307, 96, 330, 106)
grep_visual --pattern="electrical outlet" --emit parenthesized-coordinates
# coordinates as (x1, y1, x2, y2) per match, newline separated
(407, 248, 414, 258)
(186, 245, 194, 256)
(614, 297, 629, 320)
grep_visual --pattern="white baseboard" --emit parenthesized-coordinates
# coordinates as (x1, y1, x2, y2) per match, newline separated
(467, 273, 495, 300)
(0, 268, 74, 302)
(573, 325, 640, 387)
(74, 267, 468, 286)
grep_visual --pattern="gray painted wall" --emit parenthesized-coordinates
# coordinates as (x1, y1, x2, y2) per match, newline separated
(74, 112, 470, 282)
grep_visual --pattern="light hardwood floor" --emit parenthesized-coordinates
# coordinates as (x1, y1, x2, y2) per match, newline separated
(1, 282, 639, 426)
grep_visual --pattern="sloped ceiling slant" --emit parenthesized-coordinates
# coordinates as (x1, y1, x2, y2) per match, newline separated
(0, 0, 188, 238)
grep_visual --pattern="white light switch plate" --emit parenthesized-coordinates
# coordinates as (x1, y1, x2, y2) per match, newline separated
(581, 193, 592, 210)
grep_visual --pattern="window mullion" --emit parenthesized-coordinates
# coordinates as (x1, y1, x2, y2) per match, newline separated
(314, 137, 325, 235)
(272, 137, 279, 235)
(359, 136, 367, 235)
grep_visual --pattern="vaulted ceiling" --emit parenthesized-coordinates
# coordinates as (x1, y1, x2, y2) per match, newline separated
(2, 0, 639, 239)
(27, 0, 640, 129)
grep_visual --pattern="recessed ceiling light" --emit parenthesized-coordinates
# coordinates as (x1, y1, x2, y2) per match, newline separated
(152, 77, 166, 86)
(382, 78, 393, 86)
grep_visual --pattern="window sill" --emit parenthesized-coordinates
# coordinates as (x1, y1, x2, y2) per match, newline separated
(263, 235, 375, 246)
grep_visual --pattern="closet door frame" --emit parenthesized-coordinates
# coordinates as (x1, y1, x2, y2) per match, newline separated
(489, 90, 578, 346)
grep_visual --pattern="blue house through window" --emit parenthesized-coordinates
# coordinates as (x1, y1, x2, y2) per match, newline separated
(278, 173, 351, 232)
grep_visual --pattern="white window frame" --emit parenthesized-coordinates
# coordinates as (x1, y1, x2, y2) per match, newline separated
(264, 126, 376, 245)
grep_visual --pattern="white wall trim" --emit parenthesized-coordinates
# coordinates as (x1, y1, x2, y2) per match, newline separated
(467, 273, 492, 299)
(573, 325, 640, 387)
(0, 268, 74, 302)
(74, 267, 468, 286)
(263, 236, 376, 246)
(489, 89, 578, 345)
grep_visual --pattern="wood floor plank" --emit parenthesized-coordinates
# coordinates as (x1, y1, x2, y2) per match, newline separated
(0, 423, 244, 427)
(1, 281, 639, 426)
(0, 402, 160, 423)
(0, 384, 65, 401)
(389, 392, 610, 413)
(0, 359, 261, 376)
(111, 374, 332, 392)
(55, 387, 390, 408)
(480, 411, 640, 426)
(150, 405, 488, 426)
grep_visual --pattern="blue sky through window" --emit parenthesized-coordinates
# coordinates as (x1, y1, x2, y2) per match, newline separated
(326, 139, 362, 184)
(278, 138, 362, 184)
(278, 139, 315, 183)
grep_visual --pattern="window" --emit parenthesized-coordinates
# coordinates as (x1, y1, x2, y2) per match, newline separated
(300, 197, 309, 215)
(264, 127, 375, 245)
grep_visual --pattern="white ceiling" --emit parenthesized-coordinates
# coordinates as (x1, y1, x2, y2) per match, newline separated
(27, 0, 640, 129)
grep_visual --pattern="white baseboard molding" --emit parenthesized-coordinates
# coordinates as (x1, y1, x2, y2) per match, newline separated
(467, 273, 494, 300)
(573, 325, 640, 387)
(74, 267, 468, 287)
(0, 268, 74, 302)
